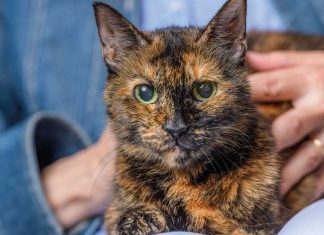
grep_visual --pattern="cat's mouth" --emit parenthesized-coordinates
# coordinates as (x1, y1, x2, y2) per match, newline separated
(158, 136, 200, 168)
(162, 138, 192, 152)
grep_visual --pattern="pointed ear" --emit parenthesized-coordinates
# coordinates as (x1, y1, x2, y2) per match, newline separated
(93, 3, 148, 71)
(198, 0, 247, 62)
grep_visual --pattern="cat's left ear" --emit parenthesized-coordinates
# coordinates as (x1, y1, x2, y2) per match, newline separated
(93, 3, 148, 71)
(198, 0, 247, 62)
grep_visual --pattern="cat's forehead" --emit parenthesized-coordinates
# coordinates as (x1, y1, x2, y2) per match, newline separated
(134, 28, 223, 83)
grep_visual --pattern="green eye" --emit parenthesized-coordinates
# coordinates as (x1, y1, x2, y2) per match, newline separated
(134, 84, 158, 104)
(193, 81, 217, 101)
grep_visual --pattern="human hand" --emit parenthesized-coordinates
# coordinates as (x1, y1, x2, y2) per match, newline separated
(247, 51, 324, 198)
(41, 125, 117, 229)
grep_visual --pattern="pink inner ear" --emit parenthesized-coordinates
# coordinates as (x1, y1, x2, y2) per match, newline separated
(101, 44, 116, 64)
(232, 37, 247, 60)
(107, 48, 116, 61)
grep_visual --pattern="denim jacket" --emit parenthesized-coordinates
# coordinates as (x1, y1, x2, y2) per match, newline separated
(0, 1, 323, 235)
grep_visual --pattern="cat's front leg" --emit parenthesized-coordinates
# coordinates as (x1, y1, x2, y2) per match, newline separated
(108, 205, 167, 235)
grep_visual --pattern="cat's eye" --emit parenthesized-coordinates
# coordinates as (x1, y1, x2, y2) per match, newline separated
(134, 84, 158, 104)
(193, 81, 217, 101)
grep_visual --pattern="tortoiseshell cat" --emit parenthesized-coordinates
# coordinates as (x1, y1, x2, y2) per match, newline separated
(93, 0, 324, 234)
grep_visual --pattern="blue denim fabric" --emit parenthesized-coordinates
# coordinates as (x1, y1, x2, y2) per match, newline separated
(273, 0, 324, 35)
(0, 1, 138, 234)
(0, 112, 91, 235)
(141, 0, 286, 32)
(1, 1, 324, 235)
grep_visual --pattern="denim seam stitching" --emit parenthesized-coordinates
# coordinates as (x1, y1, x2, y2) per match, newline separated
(23, 0, 48, 113)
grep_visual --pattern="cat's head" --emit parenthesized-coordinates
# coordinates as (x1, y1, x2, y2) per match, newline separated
(94, 0, 257, 170)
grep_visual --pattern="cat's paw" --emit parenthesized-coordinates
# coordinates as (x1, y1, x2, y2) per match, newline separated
(110, 209, 166, 235)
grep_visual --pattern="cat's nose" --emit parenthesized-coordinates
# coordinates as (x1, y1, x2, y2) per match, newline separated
(165, 125, 187, 139)
(164, 115, 188, 139)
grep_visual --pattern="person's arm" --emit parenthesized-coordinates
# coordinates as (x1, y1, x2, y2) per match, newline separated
(247, 51, 324, 197)
(0, 100, 116, 235)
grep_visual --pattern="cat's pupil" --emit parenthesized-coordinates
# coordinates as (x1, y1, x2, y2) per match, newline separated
(139, 85, 154, 101)
(197, 82, 214, 98)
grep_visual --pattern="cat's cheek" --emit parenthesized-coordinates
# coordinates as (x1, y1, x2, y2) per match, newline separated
(138, 126, 171, 149)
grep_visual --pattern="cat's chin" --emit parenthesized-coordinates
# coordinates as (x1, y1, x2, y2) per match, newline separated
(163, 146, 192, 169)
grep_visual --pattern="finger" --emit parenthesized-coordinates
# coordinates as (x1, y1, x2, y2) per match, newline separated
(281, 140, 324, 196)
(272, 107, 324, 151)
(247, 51, 324, 72)
(248, 66, 309, 102)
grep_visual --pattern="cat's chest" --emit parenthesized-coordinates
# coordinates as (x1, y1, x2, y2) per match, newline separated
(160, 175, 242, 232)
(165, 173, 240, 207)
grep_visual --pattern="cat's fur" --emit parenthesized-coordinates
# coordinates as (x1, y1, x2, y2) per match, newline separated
(93, 0, 324, 234)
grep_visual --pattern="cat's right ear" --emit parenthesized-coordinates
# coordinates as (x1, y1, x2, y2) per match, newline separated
(198, 0, 247, 63)
(93, 3, 148, 71)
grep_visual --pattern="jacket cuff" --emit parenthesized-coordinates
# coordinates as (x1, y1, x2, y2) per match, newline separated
(0, 112, 91, 235)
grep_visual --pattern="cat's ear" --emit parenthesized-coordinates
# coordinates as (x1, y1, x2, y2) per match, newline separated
(198, 0, 247, 62)
(93, 3, 148, 70)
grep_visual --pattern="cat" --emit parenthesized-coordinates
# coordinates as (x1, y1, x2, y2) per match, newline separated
(93, 0, 324, 234)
